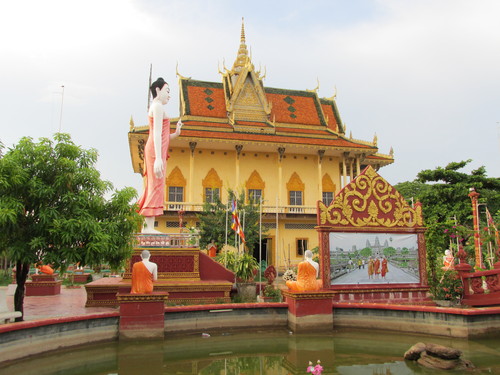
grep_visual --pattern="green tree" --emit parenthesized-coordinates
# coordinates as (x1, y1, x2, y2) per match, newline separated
(360, 247, 372, 258)
(197, 189, 265, 254)
(0, 134, 142, 320)
(395, 160, 500, 282)
(383, 247, 396, 258)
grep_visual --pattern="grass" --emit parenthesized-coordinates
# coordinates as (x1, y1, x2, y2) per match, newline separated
(0, 270, 12, 286)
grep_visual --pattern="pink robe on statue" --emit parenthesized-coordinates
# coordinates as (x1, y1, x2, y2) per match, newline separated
(137, 116, 170, 217)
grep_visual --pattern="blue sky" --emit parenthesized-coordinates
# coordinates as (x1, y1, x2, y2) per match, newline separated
(1, 0, 499, 197)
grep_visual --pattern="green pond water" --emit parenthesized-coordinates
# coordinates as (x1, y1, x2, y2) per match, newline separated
(2, 329, 500, 374)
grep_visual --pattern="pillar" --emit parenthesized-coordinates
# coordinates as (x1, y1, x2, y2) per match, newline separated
(468, 188, 483, 269)
(281, 290, 335, 332)
(188, 142, 197, 203)
(117, 292, 168, 340)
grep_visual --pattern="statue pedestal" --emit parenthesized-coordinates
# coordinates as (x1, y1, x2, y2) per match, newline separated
(281, 290, 334, 332)
(117, 292, 169, 340)
(25, 274, 61, 296)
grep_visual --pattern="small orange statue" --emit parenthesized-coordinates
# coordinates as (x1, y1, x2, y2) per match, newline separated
(442, 249, 454, 270)
(286, 250, 322, 292)
(36, 263, 54, 275)
(131, 250, 158, 294)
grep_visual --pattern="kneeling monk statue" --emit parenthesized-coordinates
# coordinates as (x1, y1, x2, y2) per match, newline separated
(286, 250, 323, 292)
(131, 250, 158, 294)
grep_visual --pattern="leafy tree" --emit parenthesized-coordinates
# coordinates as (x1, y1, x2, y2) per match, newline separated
(395, 160, 500, 282)
(383, 247, 396, 258)
(197, 189, 265, 255)
(0, 134, 142, 320)
(360, 247, 372, 258)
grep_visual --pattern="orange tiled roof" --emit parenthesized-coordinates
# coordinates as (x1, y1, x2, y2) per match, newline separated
(265, 88, 325, 126)
(179, 127, 372, 149)
(182, 81, 226, 118)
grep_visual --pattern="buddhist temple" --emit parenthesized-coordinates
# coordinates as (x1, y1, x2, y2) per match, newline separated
(128, 20, 394, 271)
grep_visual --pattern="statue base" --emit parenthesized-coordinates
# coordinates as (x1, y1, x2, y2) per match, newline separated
(85, 243, 234, 307)
(281, 290, 335, 332)
(26, 274, 61, 296)
(117, 292, 169, 340)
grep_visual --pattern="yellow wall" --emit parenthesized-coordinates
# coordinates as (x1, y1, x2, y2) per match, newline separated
(160, 145, 339, 271)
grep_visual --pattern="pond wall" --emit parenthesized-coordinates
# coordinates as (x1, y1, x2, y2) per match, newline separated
(2, 302, 500, 364)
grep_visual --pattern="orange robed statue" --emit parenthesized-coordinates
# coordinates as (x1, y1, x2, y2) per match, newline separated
(286, 250, 323, 292)
(36, 263, 54, 275)
(131, 250, 158, 294)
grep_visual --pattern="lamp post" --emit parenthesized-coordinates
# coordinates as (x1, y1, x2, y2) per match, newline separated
(468, 188, 483, 269)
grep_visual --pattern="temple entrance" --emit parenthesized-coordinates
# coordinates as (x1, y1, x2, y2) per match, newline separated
(252, 237, 273, 267)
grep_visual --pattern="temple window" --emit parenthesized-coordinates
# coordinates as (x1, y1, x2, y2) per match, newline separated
(289, 191, 303, 205)
(166, 167, 186, 210)
(286, 172, 305, 213)
(296, 238, 308, 256)
(322, 191, 334, 205)
(248, 189, 262, 203)
(245, 170, 265, 203)
(169, 186, 184, 202)
(322, 173, 336, 205)
(202, 168, 223, 203)
(205, 187, 220, 203)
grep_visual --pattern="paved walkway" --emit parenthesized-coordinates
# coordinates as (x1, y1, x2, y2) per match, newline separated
(5, 284, 116, 321)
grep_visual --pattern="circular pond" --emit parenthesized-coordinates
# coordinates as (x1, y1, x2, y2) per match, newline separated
(1, 328, 499, 374)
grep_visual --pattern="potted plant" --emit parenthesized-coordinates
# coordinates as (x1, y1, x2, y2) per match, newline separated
(430, 269, 464, 306)
(262, 284, 282, 302)
(234, 252, 259, 302)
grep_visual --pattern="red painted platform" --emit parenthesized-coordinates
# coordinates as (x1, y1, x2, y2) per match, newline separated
(85, 247, 234, 307)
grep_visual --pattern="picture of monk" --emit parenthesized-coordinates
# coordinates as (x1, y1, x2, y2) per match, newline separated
(374, 257, 381, 278)
(368, 257, 374, 279)
(381, 257, 389, 279)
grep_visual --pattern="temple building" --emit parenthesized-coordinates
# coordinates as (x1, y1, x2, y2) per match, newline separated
(128, 22, 394, 271)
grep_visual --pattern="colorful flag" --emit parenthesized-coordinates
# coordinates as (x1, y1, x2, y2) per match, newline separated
(486, 207, 499, 246)
(231, 200, 245, 243)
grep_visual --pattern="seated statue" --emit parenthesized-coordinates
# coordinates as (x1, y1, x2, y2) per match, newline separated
(286, 250, 323, 292)
(131, 250, 158, 294)
(36, 263, 54, 275)
(442, 249, 454, 270)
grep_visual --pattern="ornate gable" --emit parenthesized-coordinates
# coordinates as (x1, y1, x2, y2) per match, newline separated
(318, 166, 423, 229)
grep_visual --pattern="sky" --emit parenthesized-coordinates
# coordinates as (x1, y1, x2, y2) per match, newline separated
(1, 0, 499, 197)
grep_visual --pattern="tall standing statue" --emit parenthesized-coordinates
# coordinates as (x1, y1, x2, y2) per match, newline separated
(137, 77, 183, 233)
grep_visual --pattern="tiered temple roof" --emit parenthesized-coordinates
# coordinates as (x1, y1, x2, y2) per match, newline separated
(129, 20, 393, 173)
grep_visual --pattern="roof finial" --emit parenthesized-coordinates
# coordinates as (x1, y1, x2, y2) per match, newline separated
(232, 17, 249, 71)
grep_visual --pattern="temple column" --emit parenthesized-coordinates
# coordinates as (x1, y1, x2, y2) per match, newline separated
(235, 145, 243, 190)
(318, 150, 325, 200)
(349, 158, 354, 182)
(278, 147, 286, 207)
(356, 155, 361, 176)
(342, 152, 348, 187)
(188, 142, 197, 203)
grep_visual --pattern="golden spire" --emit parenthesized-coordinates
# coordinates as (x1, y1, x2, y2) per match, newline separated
(232, 17, 249, 71)
(129, 115, 135, 131)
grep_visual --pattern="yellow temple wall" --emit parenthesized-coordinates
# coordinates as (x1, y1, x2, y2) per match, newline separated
(159, 145, 339, 270)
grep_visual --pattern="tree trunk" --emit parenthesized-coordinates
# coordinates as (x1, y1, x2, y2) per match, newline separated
(14, 261, 30, 322)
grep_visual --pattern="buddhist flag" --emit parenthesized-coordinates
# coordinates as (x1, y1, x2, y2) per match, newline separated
(231, 200, 245, 243)
(486, 207, 500, 246)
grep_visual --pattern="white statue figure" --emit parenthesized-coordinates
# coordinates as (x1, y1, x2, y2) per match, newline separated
(137, 77, 183, 233)
(131, 250, 158, 294)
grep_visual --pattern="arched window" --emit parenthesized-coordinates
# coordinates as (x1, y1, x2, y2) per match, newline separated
(166, 167, 186, 209)
(286, 172, 305, 213)
(322, 173, 336, 205)
(245, 170, 265, 203)
(202, 168, 222, 203)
